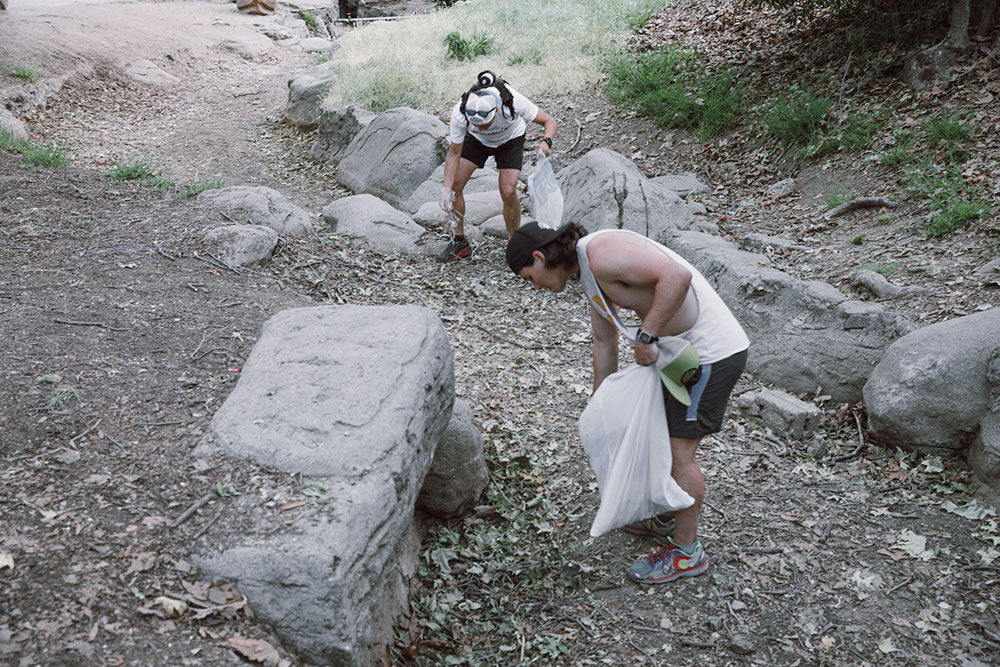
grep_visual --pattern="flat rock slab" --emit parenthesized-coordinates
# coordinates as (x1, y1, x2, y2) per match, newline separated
(198, 185, 315, 237)
(209, 304, 453, 476)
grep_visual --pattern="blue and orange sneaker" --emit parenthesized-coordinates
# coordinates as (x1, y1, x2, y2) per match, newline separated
(628, 539, 708, 585)
(622, 514, 675, 542)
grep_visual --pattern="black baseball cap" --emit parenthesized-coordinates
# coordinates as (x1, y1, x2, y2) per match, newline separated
(505, 222, 572, 275)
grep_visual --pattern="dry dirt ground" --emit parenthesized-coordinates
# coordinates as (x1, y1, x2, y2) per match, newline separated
(2, 1, 1000, 666)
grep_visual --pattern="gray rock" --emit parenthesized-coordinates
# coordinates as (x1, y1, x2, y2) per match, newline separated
(197, 304, 453, 665)
(417, 399, 489, 519)
(310, 105, 376, 164)
(480, 213, 521, 239)
(299, 37, 333, 53)
(970, 410, 1000, 503)
(764, 178, 796, 197)
(338, 107, 448, 210)
(218, 34, 274, 61)
(976, 257, 1000, 283)
(650, 172, 711, 197)
(664, 229, 914, 402)
(255, 21, 297, 40)
(730, 634, 755, 655)
(740, 233, 809, 253)
(736, 389, 822, 439)
(198, 185, 314, 237)
(202, 224, 278, 267)
(321, 193, 427, 255)
(285, 60, 338, 131)
(123, 59, 178, 86)
(413, 191, 503, 229)
(559, 149, 711, 237)
(0, 108, 28, 141)
(807, 435, 828, 458)
(864, 310, 1000, 452)
(404, 163, 500, 214)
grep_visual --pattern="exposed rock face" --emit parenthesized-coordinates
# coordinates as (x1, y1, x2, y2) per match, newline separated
(285, 60, 338, 132)
(664, 230, 914, 403)
(198, 185, 315, 237)
(735, 389, 822, 439)
(413, 191, 503, 229)
(650, 172, 711, 198)
(321, 193, 427, 255)
(310, 105, 376, 164)
(404, 163, 500, 214)
(337, 107, 447, 211)
(202, 224, 278, 267)
(417, 398, 489, 519)
(558, 149, 713, 237)
(197, 305, 454, 665)
(864, 309, 1000, 453)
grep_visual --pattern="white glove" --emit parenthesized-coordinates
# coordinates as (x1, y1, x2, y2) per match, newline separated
(439, 187, 456, 212)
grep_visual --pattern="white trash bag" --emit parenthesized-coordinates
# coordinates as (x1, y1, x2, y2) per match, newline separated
(578, 364, 694, 537)
(527, 152, 563, 230)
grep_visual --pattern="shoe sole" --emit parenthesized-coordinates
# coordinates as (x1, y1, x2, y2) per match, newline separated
(442, 249, 472, 263)
(628, 560, 708, 585)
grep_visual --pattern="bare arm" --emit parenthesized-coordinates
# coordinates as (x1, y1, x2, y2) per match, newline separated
(532, 110, 557, 157)
(590, 305, 619, 392)
(588, 234, 693, 366)
(442, 141, 464, 190)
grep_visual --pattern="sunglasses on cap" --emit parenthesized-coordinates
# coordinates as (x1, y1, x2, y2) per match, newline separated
(466, 108, 495, 118)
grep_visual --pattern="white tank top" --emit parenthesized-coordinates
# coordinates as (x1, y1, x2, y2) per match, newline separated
(576, 230, 749, 364)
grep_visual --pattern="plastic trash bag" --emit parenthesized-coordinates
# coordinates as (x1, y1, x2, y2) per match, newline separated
(578, 364, 694, 537)
(527, 152, 563, 230)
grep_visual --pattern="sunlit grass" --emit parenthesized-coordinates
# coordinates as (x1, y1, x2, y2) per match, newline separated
(325, 0, 668, 113)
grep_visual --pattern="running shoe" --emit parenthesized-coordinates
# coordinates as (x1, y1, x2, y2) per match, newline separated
(627, 540, 708, 585)
(436, 236, 471, 262)
(623, 514, 675, 542)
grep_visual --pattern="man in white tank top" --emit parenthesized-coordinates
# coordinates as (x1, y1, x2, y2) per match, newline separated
(506, 222, 750, 585)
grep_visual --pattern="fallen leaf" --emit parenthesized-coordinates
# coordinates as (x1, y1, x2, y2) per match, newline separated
(0, 553, 14, 570)
(659, 615, 673, 630)
(127, 551, 157, 573)
(877, 637, 898, 653)
(224, 635, 280, 666)
(154, 596, 187, 617)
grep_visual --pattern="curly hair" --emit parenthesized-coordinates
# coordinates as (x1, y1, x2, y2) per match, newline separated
(538, 223, 587, 271)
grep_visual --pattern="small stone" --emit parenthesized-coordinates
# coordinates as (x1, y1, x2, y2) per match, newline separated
(730, 634, 755, 655)
(706, 616, 724, 631)
(807, 435, 828, 458)
(730, 600, 747, 612)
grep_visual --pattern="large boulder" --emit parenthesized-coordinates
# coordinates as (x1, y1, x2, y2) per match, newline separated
(864, 309, 1000, 453)
(404, 163, 500, 214)
(337, 107, 448, 210)
(321, 193, 427, 255)
(417, 398, 489, 519)
(664, 230, 914, 403)
(413, 190, 503, 229)
(285, 60, 338, 131)
(198, 185, 314, 237)
(559, 149, 711, 237)
(310, 105, 376, 164)
(650, 172, 711, 198)
(0, 108, 28, 141)
(196, 305, 454, 665)
(202, 224, 278, 267)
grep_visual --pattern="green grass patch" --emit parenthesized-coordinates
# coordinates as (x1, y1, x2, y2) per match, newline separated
(763, 91, 831, 147)
(926, 197, 989, 238)
(923, 114, 971, 145)
(879, 127, 915, 166)
(605, 46, 742, 138)
(108, 158, 174, 189)
(324, 0, 669, 112)
(904, 156, 989, 238)
(7, 65, 40, 83)
(823, 186, 851, 210)
(0, 128, 69, 168)
(182, 179, 226, 198)
(297, 9, 319, 34)
(841, 108, 886, 152)
(443, 30, 494, 61)
(851, 233, 867, 245)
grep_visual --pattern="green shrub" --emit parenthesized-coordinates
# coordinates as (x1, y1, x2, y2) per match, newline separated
(297, 10, 319, 34)
(443, 30, 494, 61)
(7, 65, 40, 83)
(606, 47, 742, 138)
(763, 92, 831, 147)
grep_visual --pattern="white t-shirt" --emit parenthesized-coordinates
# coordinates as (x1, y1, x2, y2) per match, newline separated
(448, 86, 539, 148)
(577, 230, 750, 365)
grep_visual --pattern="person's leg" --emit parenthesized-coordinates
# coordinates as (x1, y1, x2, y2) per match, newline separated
(497, 168, 521, 237)
(668, 436, 704, 546)
(450, 158, 478, 237)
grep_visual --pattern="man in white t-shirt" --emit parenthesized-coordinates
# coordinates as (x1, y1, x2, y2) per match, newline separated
(437, 71, 557, 262)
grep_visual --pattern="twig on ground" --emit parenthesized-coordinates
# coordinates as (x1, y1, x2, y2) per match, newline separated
(69, 418, 102, 446)
(739, 546, 785, 554)
(703, 498, 728, 522)
(53, 319, 127, 332)
(851, 269, 925, 300)
(824, 197, 899, 220)
(569, 119, 583, 152)
(191, 506, 226, 541)
(833, 411, 865, 462)
(171, 493, 214, 528)
(888, 575, 915, 594)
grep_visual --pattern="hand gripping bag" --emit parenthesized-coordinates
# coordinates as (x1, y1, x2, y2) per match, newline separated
(527, 152, 563, 229)
(578, 364, 694, 537)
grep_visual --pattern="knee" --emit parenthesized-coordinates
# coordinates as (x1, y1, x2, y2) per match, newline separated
(499, 184, 518, 203)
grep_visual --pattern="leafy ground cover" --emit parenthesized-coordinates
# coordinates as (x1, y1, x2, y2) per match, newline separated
(2, 0, 999, 665)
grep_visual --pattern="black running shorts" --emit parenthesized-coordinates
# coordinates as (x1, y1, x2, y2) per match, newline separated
(663, 349, 748, 439)
(460, 134, 526, 170)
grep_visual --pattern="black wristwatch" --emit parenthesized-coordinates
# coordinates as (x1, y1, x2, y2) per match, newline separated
(636, 329, 658, 345)
(541, 137, 553, 148)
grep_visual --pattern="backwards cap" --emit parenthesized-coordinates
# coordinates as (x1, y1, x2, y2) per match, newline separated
(505, 221, 571, 275)
(655, 337, 701, 406)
